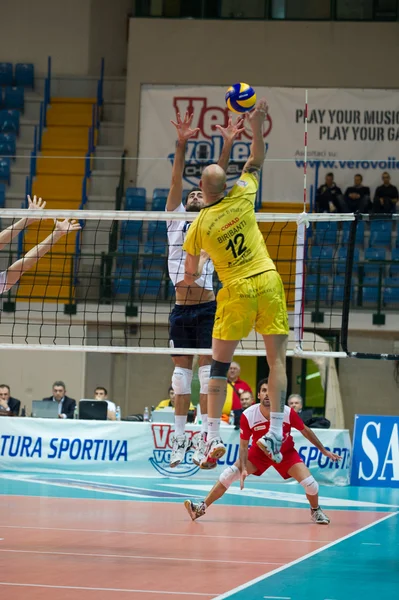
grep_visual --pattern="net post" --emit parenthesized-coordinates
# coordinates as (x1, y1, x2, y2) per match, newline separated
(341, 216, 357, 355)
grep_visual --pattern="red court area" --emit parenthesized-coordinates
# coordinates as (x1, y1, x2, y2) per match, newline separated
(0, 496, 387, 599)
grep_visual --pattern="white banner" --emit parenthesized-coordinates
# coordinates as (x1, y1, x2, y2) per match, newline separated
(138, 85, 399, 203)
(0, 418, 351, 485)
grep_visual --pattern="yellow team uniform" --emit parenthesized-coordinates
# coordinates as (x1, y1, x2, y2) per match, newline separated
(183, 172, 289, 341)
(155, 399, 195, 411)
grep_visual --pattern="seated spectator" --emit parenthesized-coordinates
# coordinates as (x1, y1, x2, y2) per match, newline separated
(156, 386, 195, 412)
(316, 172, 345, 213)
(222, 362, 253, 420)
(0, 384, 20, 416)
(373, 172, 399, 214)
(42, 381, 76, 419)
(287, 394, 313, 425)
(232, 390, 255, 430)
(344, 174, 371, 213)
(94, 386, 116, 421)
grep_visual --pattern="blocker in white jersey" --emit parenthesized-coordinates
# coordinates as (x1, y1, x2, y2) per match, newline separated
(164, 110, 242, 470)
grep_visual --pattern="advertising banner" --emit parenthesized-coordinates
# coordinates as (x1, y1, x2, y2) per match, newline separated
(0, 418, 351, 485)
(138, 85, 399, 204)
(350, 414, 399, 488)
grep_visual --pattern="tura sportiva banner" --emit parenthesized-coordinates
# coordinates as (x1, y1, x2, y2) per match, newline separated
(350, 415, 399, 488)
(0, 418, 350, 485)
(138, 85, 399, 203)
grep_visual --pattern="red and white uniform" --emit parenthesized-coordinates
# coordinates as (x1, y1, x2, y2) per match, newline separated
(240, 404, 305, 479)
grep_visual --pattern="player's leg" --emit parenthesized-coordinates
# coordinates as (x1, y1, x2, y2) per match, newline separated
(288, 461, 330, 524)
(256, 334, 288, 462)
(192, 355, 212, 467)
(184, 460, 258, 521)
(170, 354, 194, 467)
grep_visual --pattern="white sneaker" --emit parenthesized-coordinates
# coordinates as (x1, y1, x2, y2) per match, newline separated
(184, 500, 207, 521)
(256, 431, 283, 463)
(170, 434, 191, 468)
(200, 437, 225, 469)
(192, 433, 214, 468)
(311, 506, 330, 525)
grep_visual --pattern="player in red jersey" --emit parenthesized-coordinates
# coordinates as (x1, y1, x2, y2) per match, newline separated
(184, 379, 342, 525)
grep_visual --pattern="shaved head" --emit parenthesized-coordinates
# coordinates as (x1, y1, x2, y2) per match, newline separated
(201, 164, 226, 201)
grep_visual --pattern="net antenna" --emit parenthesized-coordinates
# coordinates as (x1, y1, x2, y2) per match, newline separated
(294, 89, 308, 355)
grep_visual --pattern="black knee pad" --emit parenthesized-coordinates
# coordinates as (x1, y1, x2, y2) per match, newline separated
(210, 360, 230, 379)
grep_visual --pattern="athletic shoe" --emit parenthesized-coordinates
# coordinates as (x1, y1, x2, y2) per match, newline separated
(311, 507, 330, 525)
(184, 500, 206, 521)
(200, 437, 226, 469)
(193, 433, 215, 468)
(170, 434, 191, 468)
(256, 432, 283, 463)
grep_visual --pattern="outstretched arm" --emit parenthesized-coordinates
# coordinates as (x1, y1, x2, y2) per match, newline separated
(166, 111, 199, 211)
(238, 438, 250, 490)
(0, 196, 46, 251)
(184, 250, 209, 286)
(300, 425, 342, 462)
(242, 99, 268, 181)
(216, 116, 245, 174)
(3, 219, 81, 292)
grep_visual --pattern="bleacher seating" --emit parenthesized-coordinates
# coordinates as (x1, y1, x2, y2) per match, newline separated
(0, 132, 16, 158)
(383, 277, 399, 306)
(144, 239, 166, 256)
(342, 220, 364, 246)
(142, 254, 165, 271)
(364, 248, 386, 276)
(152, 188, 169, 211)
(390, 248, 399, 277)
(0, 157, 11, 184)
(138, 273, 163, 300)
(0, 63, 13, 86)
(120, 220, 143, 239)
(330, 275, 354, 305)
(147, 221, 167, 240)
(3, 87, 24, 111)
(362, 277, 380, 304)
(369, 221, 392, 248)
(305, 274, 329, 303)
(125, 188, 146, 211)
(314, 221, 338, 246)
(0, 109, 20, 134)
(0, 182, 5, 207)
(337, 247, 360, 275)
(309, 246, 334, 274)
(14, 63, 34, 88)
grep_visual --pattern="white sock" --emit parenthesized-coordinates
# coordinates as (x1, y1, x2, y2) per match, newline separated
(174, 415, 187, 437)
(201, 414, 208, 436)
(207, 417, 221, 442)
(269, 412, 284, 439)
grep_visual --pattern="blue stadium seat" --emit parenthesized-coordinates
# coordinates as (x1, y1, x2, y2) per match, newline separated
(14, 63, 34, 88)
(336, 247, 360, 275)
(0, 157, 11, 185)
(309, 246, 334, 274)
(125, 194, 146, 211)
(0, 63, 13, 87)
(138, 272, 163, 299)
(120, 220, 143, 239)
(314, 221, 338, 246)
(364, 248, 386, 276)
(383, 277, 399, 306)
(330, 275, 354, 304)
(389, 248, 399, 277)
(0, 109, 20, 134)
(147, 221, 167, 240)
(117, 238, 140, 259)
(4, 87, 24, 111)
(305, 274, 329, 303)
(167, 279, 175, 299)
(127, 187, 146, 197)
(144, 239, 166, 256)
(0, 182, 5, 207)
(143, 254, 165, 271)
(112, 276, 133, 295)
(152, 188, 169, 211)
(369, 221, 392, 248)
(342, 220, 364, 246)
(0, 133, 16, 158)
(362, 276, 380, 304)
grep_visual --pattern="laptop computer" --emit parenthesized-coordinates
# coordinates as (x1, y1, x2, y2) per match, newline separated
(79, 400, 108, 421)
(151, 407, 175, 424)
(31, 400, 60, 419)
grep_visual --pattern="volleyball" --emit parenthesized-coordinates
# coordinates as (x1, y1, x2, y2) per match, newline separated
(225, 83, 256, 113)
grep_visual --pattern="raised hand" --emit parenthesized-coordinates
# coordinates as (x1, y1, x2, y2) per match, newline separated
(171, 110, 200, 143)
(215, 115, 245, 143)
(54, 219, 82, 235)
(323, 450, 343, 462)
(247, 98, 268, 130)
(26, 195, 46, 224)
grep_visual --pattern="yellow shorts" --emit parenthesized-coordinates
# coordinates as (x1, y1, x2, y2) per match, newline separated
(213, 270, 289, 341)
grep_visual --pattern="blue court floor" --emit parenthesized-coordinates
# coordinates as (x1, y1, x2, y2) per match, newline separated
(0, 471, 398, 600)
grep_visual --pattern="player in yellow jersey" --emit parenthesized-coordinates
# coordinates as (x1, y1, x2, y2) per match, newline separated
(183, 99, 289, 470)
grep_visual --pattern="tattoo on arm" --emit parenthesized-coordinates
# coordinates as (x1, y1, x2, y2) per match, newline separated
(243, 166, 261, 174)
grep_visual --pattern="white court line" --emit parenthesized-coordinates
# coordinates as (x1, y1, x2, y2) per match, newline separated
(361, 542, 381, 546)
(0, 524, 330, 544)
(264, 596, 291, 599)
(0, 582, 215, 596)
(213, 511, 398, 599)
(0, 548, 283, 567)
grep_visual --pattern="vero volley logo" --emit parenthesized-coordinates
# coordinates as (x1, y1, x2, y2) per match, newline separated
(149, 424, 200, 477)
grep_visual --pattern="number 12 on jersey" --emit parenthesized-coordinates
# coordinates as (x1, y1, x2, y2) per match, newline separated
(226, 233, 247, 259)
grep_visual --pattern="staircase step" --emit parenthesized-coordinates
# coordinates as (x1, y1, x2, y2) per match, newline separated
(37, 151, 88, 176)
(32, 175, 84, 200)
(16, 283, 75, 302)
(42, 127, 90, 151)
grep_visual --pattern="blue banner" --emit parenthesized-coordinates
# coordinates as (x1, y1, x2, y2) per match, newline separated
(351, 415, 399, 488)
